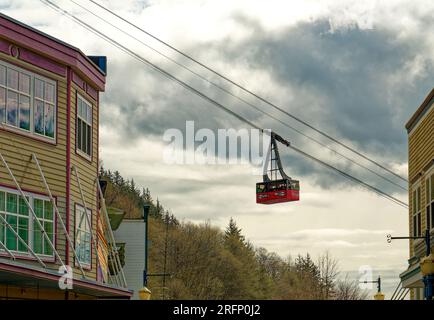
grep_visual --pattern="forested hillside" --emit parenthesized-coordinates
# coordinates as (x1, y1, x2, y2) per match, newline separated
(99, 167, 368, 300)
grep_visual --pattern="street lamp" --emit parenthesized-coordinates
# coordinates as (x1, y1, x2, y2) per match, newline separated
(387, 229, 433, 300)
(139, 204, 152, 300)
(360, 276, 384, 300)
(139, 204, 171, 300)
(138, 286, 151, 300)
(420, 252, 434, 300)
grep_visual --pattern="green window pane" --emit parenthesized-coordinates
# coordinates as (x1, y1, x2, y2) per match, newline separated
(6, 215, 17, 250)
(18, 196, 29, 215)
(0, 213, 5, 244)
(33, 222, 43, 254)
(0, 191, 5, 211)
(18, 217, 28, 252)
(6, 193, 17, 213)
(44, 200, 53, 220)
(34, 199, 43, 218)
(43, 221, 53, 255)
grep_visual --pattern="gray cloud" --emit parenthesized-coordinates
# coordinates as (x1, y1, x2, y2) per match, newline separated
(220, 18, 434, 156)
(97, 15, 434, 196)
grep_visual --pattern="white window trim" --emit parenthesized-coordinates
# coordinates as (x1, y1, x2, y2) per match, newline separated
(425, 166, 434, 233)
(0, 185, 55, 259)
(76, 93, 92, 161)
(0, 59, 57, 143)
(75, 203, 92, 269)
(412, 182, 422, 238)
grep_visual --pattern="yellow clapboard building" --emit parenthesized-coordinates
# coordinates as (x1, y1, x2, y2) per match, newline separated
(0, 13, 131, 299)
(399, 88, 434, 300)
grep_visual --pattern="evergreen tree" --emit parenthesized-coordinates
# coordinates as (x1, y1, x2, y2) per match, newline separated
(224, 218, 245, 243)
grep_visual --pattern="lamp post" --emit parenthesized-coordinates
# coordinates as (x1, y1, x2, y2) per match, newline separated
(360, 276, 384, 300)
(139, 204, 151, 300)
(388, 229, 433, 300)
(139, 204, 171, 300)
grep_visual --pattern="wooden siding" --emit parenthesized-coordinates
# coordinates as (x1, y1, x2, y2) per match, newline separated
(0, 53, 102, 283)
(408, 104, 434, 258)
(113, 220, 145, 300)
(68, 82, 99, 280)
(0, 53, 68, 267)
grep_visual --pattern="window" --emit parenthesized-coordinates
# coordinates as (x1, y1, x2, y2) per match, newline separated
(0, 60, 56, 140)
(412, 186, 422, 237)
(76, 95, 92, 158)
(426, 174, 434, 231)
(75, 205, 91, 267)
(33, 198, 54, 256)
(0, 188, 54, 257)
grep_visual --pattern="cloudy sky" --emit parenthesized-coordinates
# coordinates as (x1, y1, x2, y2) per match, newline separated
(3, 0, 434, 298)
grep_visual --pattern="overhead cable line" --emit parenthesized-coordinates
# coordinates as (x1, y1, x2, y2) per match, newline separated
(85, 0, 408, 183)
(40, 0, 408, 209)
(69, 0, 407, 193)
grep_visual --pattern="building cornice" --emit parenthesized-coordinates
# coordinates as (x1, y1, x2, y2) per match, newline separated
(406, 88, 434, 134)
(0, 12, 105, 91)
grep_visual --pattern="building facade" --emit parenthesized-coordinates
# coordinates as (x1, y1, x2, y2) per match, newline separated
(113, 219, 146, 300)
(400, 88, 434, 300)
(0, 13, 131, 299)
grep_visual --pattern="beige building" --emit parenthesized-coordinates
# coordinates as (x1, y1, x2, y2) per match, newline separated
(399, 88, 434, 300)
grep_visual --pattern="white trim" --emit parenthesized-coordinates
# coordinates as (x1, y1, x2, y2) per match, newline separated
(0, 185, 55, 259)
(76, 93, 92, 159)
(74, 203, 92, 269)
(425, 170, 434, 232)
(0, 58, 57, 142)
(411, 183, 422, 237)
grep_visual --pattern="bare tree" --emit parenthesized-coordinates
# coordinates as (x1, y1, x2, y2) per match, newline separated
(334, 274, 369, 300)
(317, 251, 339, 299)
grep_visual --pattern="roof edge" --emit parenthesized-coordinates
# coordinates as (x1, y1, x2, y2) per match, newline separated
(0, 12, 106, 90)
(406, 88, 434, 132)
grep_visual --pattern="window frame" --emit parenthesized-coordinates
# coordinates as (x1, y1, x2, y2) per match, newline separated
(426, 169, 434, 232)
(75, 93, 93, 161)
(412, 184, 422, 238)
(74, 203, 92, 270)
(0, 185, 56, 261)
(0, 59, 57, 143)
(33, 197, 55, 256)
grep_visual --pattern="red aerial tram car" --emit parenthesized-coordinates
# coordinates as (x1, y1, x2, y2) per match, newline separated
(256, 133, 300, 205)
